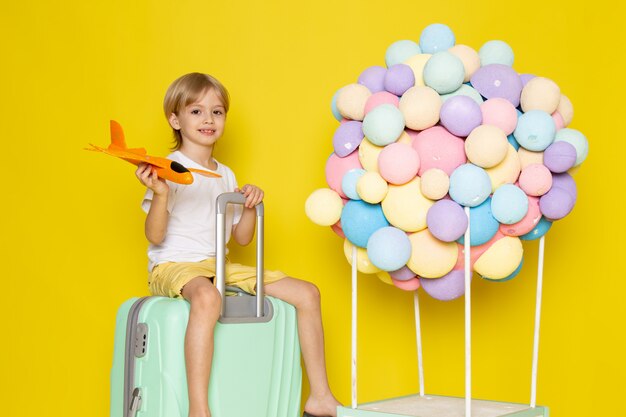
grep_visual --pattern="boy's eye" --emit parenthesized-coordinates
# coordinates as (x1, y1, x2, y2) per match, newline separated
(213, 110, 223, 116)
(191, 109, 201, 115)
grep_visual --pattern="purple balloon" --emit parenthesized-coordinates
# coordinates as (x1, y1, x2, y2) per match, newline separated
(539, 187, 575, 220)
(389, 265, 417, 281)
(426, 199, 468, 242)
(543, 141, 577, 173)
(420, 269, 467, 301)
(520, 73, 536, 86)
(333, 121, 364, 157)
(358, 66, 387, 93)
(439, 95, 483, 137)
(551, 172, 578, 200)
(470, 64, 523, 107)
(384, 64, 415, 96)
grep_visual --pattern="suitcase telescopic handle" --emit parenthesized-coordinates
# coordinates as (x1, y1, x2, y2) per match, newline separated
(216, 192, 265, 317)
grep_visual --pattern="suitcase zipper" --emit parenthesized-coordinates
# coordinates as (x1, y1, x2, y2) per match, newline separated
(124, 296, 152, 417)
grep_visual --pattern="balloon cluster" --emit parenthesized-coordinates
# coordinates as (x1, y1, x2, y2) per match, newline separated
(305, 23, 588, 301)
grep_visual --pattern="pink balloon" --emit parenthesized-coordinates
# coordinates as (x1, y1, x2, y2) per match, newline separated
(480, 98, 518, 135)
(411, 126, 467, 176)
(519, 164, 553, 197)
(552, 111, 565, 130)
(392, 277, 421, 291)
(364, 91, 400, 115)
(325, 152, 363, 198)
(378, 142, 420, 185)
(331, 221, 345, 238)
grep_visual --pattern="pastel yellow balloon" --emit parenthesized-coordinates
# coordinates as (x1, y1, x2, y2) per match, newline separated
(557, 95, 574, 126)
(474, 236, 523, 280)
(337, 83, 371, 121)
(568, 164, 581, 176)
(357, 171, 389, 204)
(397, 130, 413, 145)
(399, 86, 442, 130)
(358, 138, 384, 172)
(448, 44, 480, 82)
(382, 177, 434, 232)
(485, 144, 521, 192)
(420, 168, 450, 200)
(305, 188, 344, 226)
(407, 229, 457, 278)
(520, 77, 561, 114)
(376, 271, 394, 285)
(343, 239, 380, 274)
(403, 53, 432, 87)
(465, 125, 509, 168)
(517, 147, 544, 169)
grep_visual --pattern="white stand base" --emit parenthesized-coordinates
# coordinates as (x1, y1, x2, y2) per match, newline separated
(337, 395, 548, 417)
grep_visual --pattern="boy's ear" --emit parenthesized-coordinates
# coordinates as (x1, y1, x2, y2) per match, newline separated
(168, 113, 180, 130)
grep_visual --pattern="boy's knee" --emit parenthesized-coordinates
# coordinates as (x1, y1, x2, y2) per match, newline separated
(189, 282, 222, 313)
(299, 281, 321, 308)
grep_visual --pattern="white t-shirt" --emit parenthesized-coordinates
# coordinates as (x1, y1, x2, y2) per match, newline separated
(142, 151, 242, 271)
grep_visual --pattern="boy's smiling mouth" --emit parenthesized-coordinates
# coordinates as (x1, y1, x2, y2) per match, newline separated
(199, 129, 215, 135)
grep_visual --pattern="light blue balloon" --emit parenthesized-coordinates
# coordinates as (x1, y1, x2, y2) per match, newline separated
(514, 110, 556, 151)
(341, 200, 390, 248)
(507, 134, 520, 150)
(419, 23, 455, 54)
(520, 217, 553, 240)
(423, 52, 465, 94)
(362, 104, 405, 146)
(449, 164, 492, 207)
(441, 84, 484, 105)
(457, 197, 499, 246)
(367, 226, 412, 271)
(385, 40, 422, 67)
(554, 128, 589, 166)
(479, 40, 515, 67)
(341, 169, 366, 200)
(482, 257, 523, 282)
(491, 184, 529, 224)
(331, 89, 342, 122)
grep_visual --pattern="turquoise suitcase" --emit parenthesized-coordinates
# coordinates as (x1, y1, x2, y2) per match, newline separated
(110, 193, 302, 417)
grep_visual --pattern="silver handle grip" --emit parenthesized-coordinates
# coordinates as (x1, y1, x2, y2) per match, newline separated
(215, 192, 265, 317)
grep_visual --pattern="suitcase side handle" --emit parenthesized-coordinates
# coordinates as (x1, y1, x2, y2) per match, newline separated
(216, 192, 265, 318)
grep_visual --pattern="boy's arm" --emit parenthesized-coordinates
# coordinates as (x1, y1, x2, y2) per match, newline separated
(231, 184, 263, 246)
(145, 193, 169, 244)
(137, 164, 170, 245)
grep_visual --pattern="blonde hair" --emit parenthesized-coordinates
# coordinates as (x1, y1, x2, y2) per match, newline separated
(163, 72, 230, 150)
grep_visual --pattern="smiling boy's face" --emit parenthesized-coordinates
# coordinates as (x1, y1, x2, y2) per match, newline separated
(168, 88, 227, 149)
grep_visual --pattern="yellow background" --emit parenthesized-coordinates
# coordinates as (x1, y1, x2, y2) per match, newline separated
(1, 1, 623, 415)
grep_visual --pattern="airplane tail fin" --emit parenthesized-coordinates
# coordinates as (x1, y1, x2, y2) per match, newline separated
(109, 120, 127, 150)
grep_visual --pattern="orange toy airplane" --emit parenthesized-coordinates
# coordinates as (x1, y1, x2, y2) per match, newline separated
(86, 120, 221, 184)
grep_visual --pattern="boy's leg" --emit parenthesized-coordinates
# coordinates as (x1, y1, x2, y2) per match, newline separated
(265, 277, 341, 417)
(181, 276, 222, 417)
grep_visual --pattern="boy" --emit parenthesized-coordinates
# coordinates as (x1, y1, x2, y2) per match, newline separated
(137, 72, 340, 417)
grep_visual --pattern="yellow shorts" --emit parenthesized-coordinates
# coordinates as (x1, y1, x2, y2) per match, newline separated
(148, 258, 286, 298)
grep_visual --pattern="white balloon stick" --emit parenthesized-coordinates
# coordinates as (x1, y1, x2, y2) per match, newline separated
(530, 236, 545, 408)
(464, 207, 472, 417)
(413, 291, 425, 397)
(351, 245, 358, 409)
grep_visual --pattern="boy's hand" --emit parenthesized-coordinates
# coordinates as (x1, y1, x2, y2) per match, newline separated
(136, 163, 169, 196)
(236, 184, 264, 208)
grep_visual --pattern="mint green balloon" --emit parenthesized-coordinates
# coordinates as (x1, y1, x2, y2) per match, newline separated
(362, 104, 405, 146)
(479, 40, 515, 67)
(423, 52, 465, 94)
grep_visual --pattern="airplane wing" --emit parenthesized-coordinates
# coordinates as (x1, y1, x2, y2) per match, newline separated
(188, 167, 222, 178)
